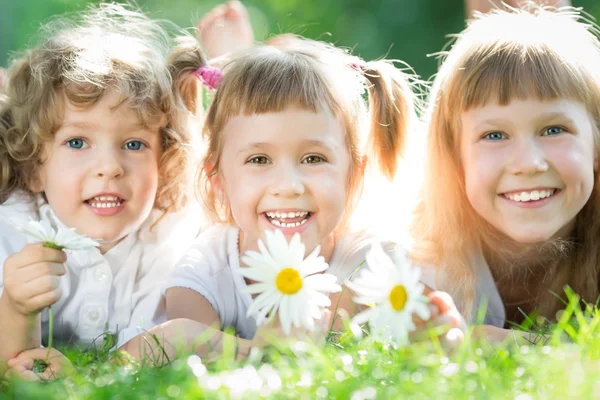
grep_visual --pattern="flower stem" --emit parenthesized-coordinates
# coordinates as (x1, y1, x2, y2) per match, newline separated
(42, 242, 64, 363)
(46, 307, 54, 360)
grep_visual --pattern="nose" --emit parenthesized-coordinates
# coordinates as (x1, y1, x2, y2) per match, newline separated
(268, 161, 305, 197)
(94, 147, 125, 179)
(506, 137, 549, 176)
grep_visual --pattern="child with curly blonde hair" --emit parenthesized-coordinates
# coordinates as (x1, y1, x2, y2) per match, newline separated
(0, 3, 208, 375)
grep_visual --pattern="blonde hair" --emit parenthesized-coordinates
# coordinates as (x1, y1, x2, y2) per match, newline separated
(0, 3, 207, 215)
(196, 38, 419, 229)
(411, 5, 600, 319)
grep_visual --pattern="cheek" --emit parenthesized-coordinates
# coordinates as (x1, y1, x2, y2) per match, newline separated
(552, 145, 596, 197)
(461, 148, 503, 212)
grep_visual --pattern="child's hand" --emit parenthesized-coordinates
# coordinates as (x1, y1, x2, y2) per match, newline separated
(410, 291, 466, 350)
(5, 348, 73, 381)
(3, 243, 66, 316)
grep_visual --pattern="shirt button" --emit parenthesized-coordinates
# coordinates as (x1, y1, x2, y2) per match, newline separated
(94, 267, 109, 281)
(88, 309, 100, 321)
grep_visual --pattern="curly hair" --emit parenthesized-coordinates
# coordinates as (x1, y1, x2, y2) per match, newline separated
(0, 3, 206, 216)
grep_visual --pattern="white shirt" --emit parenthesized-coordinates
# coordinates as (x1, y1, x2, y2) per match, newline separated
(0, 192, 203, 348)
(166, 224, 394, 339)
(419, 250, 506, 327)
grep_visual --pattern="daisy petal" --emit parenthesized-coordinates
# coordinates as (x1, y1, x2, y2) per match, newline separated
(279, 295, 292, 335)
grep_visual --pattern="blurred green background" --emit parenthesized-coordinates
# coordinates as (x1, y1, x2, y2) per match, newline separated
(1, 0, 600, 81)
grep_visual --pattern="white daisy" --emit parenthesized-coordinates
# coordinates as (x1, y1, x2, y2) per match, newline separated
(239, 229, 342, 335)
(346, 242, 430, 346)
(8, 209, 99, 251)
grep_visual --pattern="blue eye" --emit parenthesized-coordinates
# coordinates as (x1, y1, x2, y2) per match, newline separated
(542, 126, 564, 136)
(67, 138, 86, 149)
(124, 140, 145, 151)
(484, 132, 506, 141)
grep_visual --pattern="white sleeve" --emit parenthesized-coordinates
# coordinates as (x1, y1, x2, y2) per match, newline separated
(164, 225, 232, 317)
(116, 270, 166, 348)
(117, 206, 203, 348)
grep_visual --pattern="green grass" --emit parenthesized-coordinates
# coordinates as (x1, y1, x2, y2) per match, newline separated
(2, 290, 600, 399)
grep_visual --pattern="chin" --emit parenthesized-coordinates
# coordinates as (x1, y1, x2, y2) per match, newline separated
(506, 230, 554, 244)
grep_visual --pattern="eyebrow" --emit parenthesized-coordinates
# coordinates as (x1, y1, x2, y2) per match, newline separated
(473, 112, 577, 132)
(236, 142, 274, 156)
(236, 139, 339, 156)
(59, 121, 151, 134)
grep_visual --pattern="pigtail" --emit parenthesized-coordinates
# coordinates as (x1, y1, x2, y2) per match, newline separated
(362, 61, 415, 180)
(168, 35, 209, 116)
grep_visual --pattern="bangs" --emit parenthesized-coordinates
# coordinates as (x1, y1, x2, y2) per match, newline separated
(459, 41, 597, 111)
(59, 70, 168, 132)
(212, 47, 348, 124)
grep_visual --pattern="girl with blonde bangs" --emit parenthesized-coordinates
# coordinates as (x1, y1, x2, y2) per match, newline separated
(412, 4, 600, 340)
(122, 37, 457, 361)
(0, 3, 209, 377)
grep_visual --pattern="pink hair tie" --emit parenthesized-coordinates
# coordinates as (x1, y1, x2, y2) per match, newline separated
(194, 65, 222, 90)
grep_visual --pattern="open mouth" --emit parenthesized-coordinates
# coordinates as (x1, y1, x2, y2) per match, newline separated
(264, 211, 312, 228)
(84, 195, 125, 209)
(501, 189, 559, 203)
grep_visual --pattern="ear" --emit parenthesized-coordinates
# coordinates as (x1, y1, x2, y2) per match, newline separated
(209, 171, 229, 207)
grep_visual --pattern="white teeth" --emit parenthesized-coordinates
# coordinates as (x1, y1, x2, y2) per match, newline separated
(505, 189, 556, 202)
(265, 211, 308, 219)
(94, 196, 119, 202)
(88, 202, 122, 209)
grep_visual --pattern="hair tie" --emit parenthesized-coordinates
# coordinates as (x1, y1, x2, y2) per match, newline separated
(194, 65, 222, 90)
(349, 62, 367, 72)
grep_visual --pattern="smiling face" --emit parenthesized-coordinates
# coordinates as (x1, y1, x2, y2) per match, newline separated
(34, 90, 162, 252)
(217, 105, 351, 261)
(460, 98, 597, 243)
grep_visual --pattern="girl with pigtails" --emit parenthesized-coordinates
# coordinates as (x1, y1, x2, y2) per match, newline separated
(0, 3, 212, 378)
(121, 36, 457, 361)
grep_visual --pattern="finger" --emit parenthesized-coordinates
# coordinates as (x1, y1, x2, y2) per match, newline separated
(21, 273, 62, 299)
(6, 365, 40, 382)
(11, 348, 49, 364)
(22, 284, 63, 311)
(10, 244, 66, 269)
(428, 291, 457, 315)
(17, 262, 66, 284)
(440, 327, 465, 353)
(39, 365, 61, 381)
(7, 357, 35, 370)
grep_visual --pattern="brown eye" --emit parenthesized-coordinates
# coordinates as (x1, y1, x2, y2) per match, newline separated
(247, 156, 270, 164)
(302, 155, 325, 164)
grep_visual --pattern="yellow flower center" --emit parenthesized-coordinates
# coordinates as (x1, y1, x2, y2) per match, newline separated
(275, 268, 303, 295)
(389, 284, 408, 311)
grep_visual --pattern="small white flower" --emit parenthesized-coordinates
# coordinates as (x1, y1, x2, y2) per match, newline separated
(8, 209, 99, 251)
(239, 230, 341, 335)
(346, 242, 430, 346)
